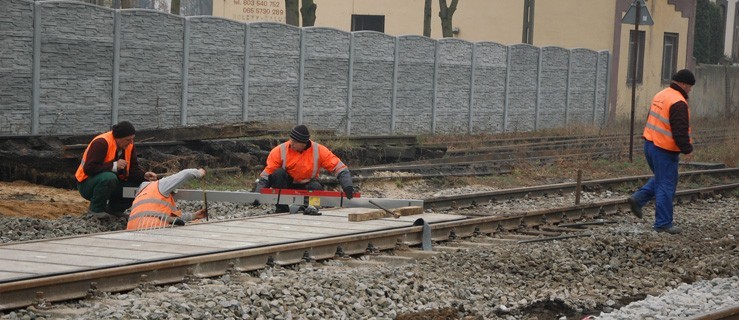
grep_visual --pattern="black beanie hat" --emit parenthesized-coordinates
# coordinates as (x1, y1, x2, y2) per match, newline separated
(112, 121, 136, 138)
(290, 125, 310, 143)
(671, 69, 696, 85)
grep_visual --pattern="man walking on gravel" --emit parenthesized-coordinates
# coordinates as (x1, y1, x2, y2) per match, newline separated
(127, 168, 208, 230)
(628, 69, 695, 234)
(75, 121, 157, 218)
(254, 125, 355, 213)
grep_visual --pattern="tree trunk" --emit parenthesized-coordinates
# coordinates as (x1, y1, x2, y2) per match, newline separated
(438, 0, 458, 38)
(120, 0, 136, 9)
(423, 0, 431, 37)
(285, 0, 299, 26)
(301, 0, 317, 27)
(171, 0, 180, 15)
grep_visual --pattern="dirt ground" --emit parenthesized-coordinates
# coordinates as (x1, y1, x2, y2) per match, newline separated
(0, 181, 88, 219)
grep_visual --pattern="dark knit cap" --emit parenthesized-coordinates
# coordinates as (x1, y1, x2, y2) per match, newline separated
(671, 69, 696, 85)
(290, 125, 310, 143)
(112, 121, 136, 138)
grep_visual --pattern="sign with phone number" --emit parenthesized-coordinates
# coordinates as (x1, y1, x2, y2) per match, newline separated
(227, 0, 285, 23)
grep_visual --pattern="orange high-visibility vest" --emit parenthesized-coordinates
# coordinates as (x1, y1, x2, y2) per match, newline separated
(126, 181, 182, 230)
(259, 140, 348, 184)
(75, 132, 133, 183)
(643, 87, 692, 152)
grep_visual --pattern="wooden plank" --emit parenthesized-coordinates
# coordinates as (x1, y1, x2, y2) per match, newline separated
(230, 219, 381, 234)
(0, 249, 136, 266)
(183, 224, 317, 240)
(0, 271, 34, 279)
(0, 259, 83, 274)
(94, 232, 256, 249)
(0, 242, 179, 260)
(139, 227, 297, 243)
(348, 206, 424, 222)
(54, 237, 217, 253)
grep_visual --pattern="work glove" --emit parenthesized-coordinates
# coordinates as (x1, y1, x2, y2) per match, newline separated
(172, 218, 185, 226)
(343, 186, 354, 200)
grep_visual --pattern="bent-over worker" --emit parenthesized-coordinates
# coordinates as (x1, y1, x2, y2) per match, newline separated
(254, 125, 354, 213)
(127, 168, 207, 230)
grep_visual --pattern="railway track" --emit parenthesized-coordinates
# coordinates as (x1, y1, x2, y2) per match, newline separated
(1, 168, 736, 312)
(687, 305, 739, 320)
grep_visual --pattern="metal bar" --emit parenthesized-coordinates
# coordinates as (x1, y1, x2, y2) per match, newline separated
(32, 1, 41, 135)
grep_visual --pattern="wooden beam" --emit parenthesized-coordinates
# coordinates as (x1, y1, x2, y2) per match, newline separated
(348, 206, 423, 222)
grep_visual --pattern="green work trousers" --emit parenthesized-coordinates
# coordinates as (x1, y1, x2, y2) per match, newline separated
(77, 172, 138, 213)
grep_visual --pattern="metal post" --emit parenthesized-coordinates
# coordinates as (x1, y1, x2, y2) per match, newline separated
(31, 1, 41, 135)
(346, 33, 354, 135)
(467, 44, 476, 135)
(242, 24, 250, 122)
(112, 10, 121, 125)
(390, 37, 399, 135)
(575, 169, 582, 205)
(629, 3, 641, 163)
(180, 17, 190, 126)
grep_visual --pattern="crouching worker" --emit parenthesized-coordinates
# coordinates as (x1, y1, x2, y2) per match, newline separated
(254, 125, 354, 213)
(127, 168, 208, 230)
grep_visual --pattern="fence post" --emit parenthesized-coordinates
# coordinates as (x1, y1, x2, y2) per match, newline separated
(565, 49, 573, 125)
(297, 28, 306, 125)
(592, 52, 600, 125)
(503, 46, 511, 133)
(112, 10, 121, 125)
(468, 44, 476, 135)
(31, 1, 41, 135)
(242, 24, 250, 122)
(390, 37, 399, 135)
(431, 41, 439, 134)
(535, 47, 543, 131)
(345, 33, 354, 135)
(180, 17, 190, 126)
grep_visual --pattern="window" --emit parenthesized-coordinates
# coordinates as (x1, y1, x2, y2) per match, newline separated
(351, 15, 385, 33)
(627, 30, 645, 84)
(661, 33, 679, 83)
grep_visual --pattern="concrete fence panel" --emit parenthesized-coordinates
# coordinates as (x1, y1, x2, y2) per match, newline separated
(538, 46, 569, 130)
(434, 38, 473, 135)
(186, 17, 245, 125)
(349, 31, 395, 135)
(0, 0, 34, 135)
(471, 42, 507, 134)
(394, 36, 436, 135)
(300, 27, 350, 133)
(567, 48, 598, 125)
(506, 44, 539, 132)
(247, 23, 300, 124)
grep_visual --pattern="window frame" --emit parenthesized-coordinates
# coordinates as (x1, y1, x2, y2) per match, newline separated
(351, 14, 385, 33)
(627, 30, 646, 85)
(661, 33, 679, 84)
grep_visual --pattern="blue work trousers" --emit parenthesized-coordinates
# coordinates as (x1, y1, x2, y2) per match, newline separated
(631, 140, 680, 229)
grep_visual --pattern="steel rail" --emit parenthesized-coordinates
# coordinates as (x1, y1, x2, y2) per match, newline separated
(1, 182, 737, 311)
(423, 168, 739, 210)
(686, 305, 739, 320)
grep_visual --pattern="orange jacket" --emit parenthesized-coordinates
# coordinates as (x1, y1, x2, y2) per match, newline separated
(259, 140, 348, 184)
(643, 87, 692, 152)
(75, 132, 132, 183)
(126, 181, 182, 230)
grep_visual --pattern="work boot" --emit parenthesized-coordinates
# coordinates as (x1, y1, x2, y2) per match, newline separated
(105, 206, 128, 218)
(85, 209, 108, 218)
(627, 196, 643, 219)
(653, 226, 681, 234)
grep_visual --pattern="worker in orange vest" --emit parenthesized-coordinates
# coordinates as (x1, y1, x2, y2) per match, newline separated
(127, 168, 207, 230)
(254, 125, 354, 213)
(75, 121, 157, 218)
(627, 69, 695, 234)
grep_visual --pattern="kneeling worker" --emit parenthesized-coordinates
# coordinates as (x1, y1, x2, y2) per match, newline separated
(75, 121, 157, 218)
(127, 168, 208, 230)
(254, 125, 355, 212)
